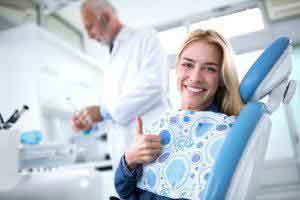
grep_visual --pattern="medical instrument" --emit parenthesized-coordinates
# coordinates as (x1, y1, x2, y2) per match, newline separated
(20, 130, 43, 145)
(0, 105, 29, 130)
(0, 113, 4, 129)
(66, 97, 95, 135)
(19, 143, 77, 170)
(6, 105, 29, 124)
(66, 97, 78, 113)
(0, 113, 4, 124)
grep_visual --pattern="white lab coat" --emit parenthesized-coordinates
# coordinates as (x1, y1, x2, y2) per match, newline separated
(102, 26, 169, 168)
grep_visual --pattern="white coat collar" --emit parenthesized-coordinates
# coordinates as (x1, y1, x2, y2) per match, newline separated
(111, 26, 133, 56)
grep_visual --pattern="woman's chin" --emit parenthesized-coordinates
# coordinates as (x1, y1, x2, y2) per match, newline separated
(182, 101, 200, 110)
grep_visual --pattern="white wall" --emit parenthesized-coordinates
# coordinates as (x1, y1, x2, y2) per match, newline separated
(0, 24, 43, 132)
(0, 23, 104, 142)
(0, 23, 116, 200)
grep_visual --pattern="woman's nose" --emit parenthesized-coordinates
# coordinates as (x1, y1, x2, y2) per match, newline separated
(189, 68, 204, 82)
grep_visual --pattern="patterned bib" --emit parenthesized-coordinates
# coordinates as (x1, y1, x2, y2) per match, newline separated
(137, 110, 235, 199)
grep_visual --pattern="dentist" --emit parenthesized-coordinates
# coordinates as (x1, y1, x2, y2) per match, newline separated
(71, 0, 169, 169)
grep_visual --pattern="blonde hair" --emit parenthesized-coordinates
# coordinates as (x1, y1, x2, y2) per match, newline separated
(177, 29, 244, 116)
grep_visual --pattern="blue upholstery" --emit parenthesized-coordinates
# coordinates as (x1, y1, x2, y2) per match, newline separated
(240, 37, 290, 103)
(202, 37, 291, 200)
(203, 102, 265, 199)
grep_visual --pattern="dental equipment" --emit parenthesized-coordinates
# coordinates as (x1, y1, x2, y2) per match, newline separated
(6, 105, 29, 124)
(0, 113, 4, 129)
(1, 105, 29, 130)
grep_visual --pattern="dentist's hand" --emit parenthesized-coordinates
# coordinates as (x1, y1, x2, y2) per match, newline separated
(71, 105, 103, 131)
(125, 117, 161, 170)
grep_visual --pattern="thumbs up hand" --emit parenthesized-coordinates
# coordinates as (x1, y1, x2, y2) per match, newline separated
(125, 117, 161, 170)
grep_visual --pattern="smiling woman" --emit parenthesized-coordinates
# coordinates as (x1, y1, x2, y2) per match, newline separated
(114, 29, 244, 200)
(176, 29, 243, 116)
(176, 39, 222, 111)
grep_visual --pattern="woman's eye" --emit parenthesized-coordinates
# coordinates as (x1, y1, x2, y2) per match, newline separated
(205, 65, 218, 72)
(207, 67, 217, 72)
(182, 63, 193, 69)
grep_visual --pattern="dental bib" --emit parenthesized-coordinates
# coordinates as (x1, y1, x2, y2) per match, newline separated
(137, 110, 235, 199)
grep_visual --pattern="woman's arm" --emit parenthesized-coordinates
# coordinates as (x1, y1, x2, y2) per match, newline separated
(114, 155, 142, 199)
(114, 117, 161, 199)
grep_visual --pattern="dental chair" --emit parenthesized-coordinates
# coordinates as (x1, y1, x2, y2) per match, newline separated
(203, 37, 297, 200)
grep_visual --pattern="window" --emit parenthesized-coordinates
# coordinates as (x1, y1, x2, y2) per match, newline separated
(191, 8, 264, 38)
(168, 69, 181, 109)
(0, 6, 35, 30)
(45, 15, 82, 50)
(158, 26, 188, 54)
(158, 8, 264, 59)
(289, 45, 300, 140)
(235, 49, 263, 81)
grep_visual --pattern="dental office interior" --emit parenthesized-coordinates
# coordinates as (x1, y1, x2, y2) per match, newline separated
(0, 0, 299, 199)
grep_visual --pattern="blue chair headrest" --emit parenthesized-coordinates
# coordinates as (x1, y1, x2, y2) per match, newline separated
(239, 37, 290, 103)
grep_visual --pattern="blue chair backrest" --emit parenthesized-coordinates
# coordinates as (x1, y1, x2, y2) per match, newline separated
(203, 37, 292, 200)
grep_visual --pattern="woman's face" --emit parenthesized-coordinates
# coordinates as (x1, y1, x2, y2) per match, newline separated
(176, 40, 222, 111)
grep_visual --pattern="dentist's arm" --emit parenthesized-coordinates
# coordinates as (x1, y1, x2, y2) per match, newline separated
(71, 31, 168, 129)
(71, 106, 103, 131)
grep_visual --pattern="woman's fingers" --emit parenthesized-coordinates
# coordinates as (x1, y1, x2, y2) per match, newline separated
(139, 139, 160, 150)
(140, 146, 161, 158)
(142, 150, 161, 163)
(128, 118, 162, 165)
(145, 134, 160, 139)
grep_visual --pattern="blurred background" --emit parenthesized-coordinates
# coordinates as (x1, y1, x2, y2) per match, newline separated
(0, 0, 299, 199)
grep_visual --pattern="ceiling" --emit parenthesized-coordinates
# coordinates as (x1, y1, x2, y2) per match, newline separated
(0, 0, 257, 31)
(110, 0, 255, 28)
(56, 0, 257, 31)
(0, 0, 258, 56)
(0, 0, 33, 10)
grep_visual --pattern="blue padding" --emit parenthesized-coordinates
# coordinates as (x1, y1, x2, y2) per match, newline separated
(240, 37, 290, 103)
(203, 102, 265, 200)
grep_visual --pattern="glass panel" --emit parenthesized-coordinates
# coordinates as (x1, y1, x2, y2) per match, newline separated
(0, 6, 36, 30)
(266, 106, 294, 160)
(45, 16, 82, 50)
(235, 49, 263, 81)
(266, 45, 300, 160)
(290, 45, 300, 140)
(235, 48, 297, 160)
(158, 26, 188, 54)
(38, 71, 101, 143)
(190, 8, 264, 38)
(169, 69, 181, 109)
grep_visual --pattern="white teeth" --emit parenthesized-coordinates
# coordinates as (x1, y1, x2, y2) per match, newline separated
(186, 86, 204, 92)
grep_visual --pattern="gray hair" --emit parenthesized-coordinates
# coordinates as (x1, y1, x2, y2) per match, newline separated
(81, 0, 116, 14)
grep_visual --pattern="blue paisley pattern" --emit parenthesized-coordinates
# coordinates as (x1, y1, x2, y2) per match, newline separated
(137, 110, 235, 199)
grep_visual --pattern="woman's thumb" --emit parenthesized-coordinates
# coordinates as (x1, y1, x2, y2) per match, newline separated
(136, 116, 143, 135)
